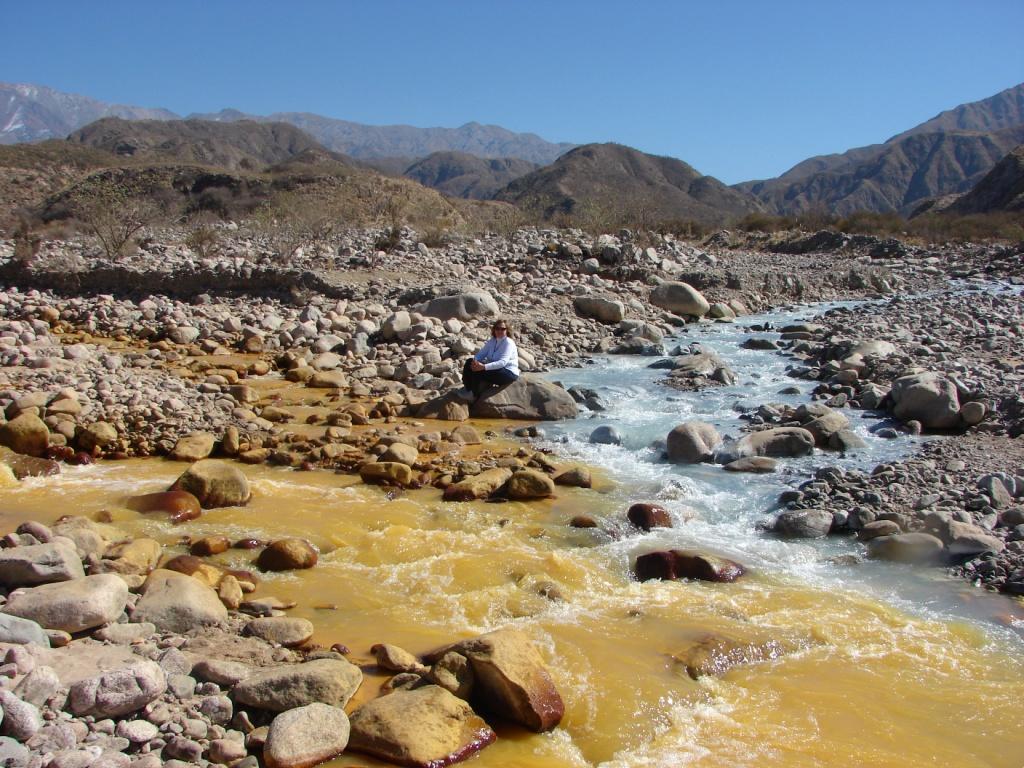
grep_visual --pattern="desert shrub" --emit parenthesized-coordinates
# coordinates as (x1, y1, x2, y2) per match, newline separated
(737, 212, 793, 233)
(185, 226, 220, 258)
(10, 215, 43, 266)
(72, 184, 162, 259)
(907, 212, 1024, 243)
(254, 190, 347, 262)
(836, 211, 906, 236)
(795, 204, 837, 232)
(374, 227, 402, 253)
(657, 218, 715, 239)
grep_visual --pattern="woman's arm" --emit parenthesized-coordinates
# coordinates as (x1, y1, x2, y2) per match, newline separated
(482, 338, 517, 370)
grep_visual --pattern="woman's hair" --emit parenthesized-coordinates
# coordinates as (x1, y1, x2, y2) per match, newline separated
(491, 319, 513, 338)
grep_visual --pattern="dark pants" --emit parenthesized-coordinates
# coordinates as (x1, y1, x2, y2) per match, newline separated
(463, 358, 518, 395)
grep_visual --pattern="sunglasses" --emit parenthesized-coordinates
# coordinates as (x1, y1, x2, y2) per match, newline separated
(494, 326, 508, 330)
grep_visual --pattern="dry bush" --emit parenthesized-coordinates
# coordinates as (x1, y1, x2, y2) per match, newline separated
(836, 211, 906, 236)
(184, 225, 221, 258)
(71, 184, 162, 258)
(907, 212, 1024, 243)
(736, 212, 794, 233)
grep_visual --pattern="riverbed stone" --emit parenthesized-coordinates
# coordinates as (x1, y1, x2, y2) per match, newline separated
(633, 550, 745, 583)
(0, 414, 49, 457)
(170, 459, 251, 508)
(0, 691, 41, 742)
(131, 570, 228, 632)
(125, 490, 202, 523)
(573, 296, 625, 324)
(0, 540, 84, 586)
(264, 703, 350, 768)
(649, 281, 710, 317)
(67, 660, 167, 718)
(443, 468, 513, 501)
(717, 427, 815, 462)
(245, 617, 315, 648)
(890, 372, 961, 430)
(427, 628, 564, 732)
(0, 615, 48, 646)
(506, 470, 555, 500)
(169, 432, 216, 462)
(2, 574, 129, 633)
(867, 533, 945, 563)
(378, 443, 418, 466)
(627, 503, 673, 531)
(233, 659, 363, 712)
(257, 539, 318, 571)
(348, 685, 495, 767)
(666, 421, 720, 464)
(773, 508, 834, 538)
(418, 292, 499, 321)
(723, 456, 777, 473)
(553, 466, 591, 488)
(360, 461, 414, 486)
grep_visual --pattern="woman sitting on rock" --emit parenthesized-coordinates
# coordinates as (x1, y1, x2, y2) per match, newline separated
(455, 319, 520, 401)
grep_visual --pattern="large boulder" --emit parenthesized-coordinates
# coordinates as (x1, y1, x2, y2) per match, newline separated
(442, 468, 512, 502)
(130, 570, 228, 633)
(427, 628, 564, 732)
(68, 660, 166, 718)
(264, 703, 351, 768)
(418, 292, 499, 321)
(0, 414, 49, 457)
(890, 372, 962, 430)
(0, 541, 84, 587)
(506, 470, 555, 500)
(470, 376, 578, 420)
(649, 281, 710, 317)
(233, 659, 363, 712)
(666, 422, 721, 464)
(348, 686, 495, 767)
(715, 427, 814, 463)
(2, 574, 129, 633)
(773, 508, 834, 538)
(170, 459, 251, 508)
(573, 296, 625, 324)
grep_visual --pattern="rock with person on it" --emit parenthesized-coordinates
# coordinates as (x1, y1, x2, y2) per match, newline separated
(2, 573, 129, 633)
(170, 459, 251, 508)
(889, 371, 962, 430)
(347, 685, 496, 768)
(420, 376, 578, 421)
(424, 628, 564, 733)
(666, 421, 721, 463)
(130, 569, 228, 633)
(264, 702, 351, 768)
(232, 658, 363, 712)
(648, 280, 710, 317)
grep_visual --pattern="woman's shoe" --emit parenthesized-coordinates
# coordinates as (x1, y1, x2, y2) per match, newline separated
(454, 387, 475, 402)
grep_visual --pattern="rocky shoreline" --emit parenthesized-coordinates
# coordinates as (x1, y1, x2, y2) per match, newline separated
(0, 225, 1022, 767)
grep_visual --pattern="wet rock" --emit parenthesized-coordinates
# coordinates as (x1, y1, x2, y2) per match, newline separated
(2, 574, 129, 633)
(671, 633, 785, 679)
(371, 644, 428, 675)
(170, 459, 251, 508)
(506, 470, 555, 500)
(426, 629, 564, 732)
(0, 540, 84, 586)
(131, 570, 228, 632)
(627, 503, 673, 531)
(666, 421, 720, 464)
(125, 490, 202, 523)
(0, 449, 60, 479)
(773, 508, 834, 538)
(233, 659, 363, 712)
(589, 425, 622, 445)
(264, 703, 350, 768)
(257, 539, 318, 571)
(634, 550, 745, 583)
(443, 468, 513, 501)
(379, 443, 418, 466)
(466, 376, 578, 421)
(348, 685, 495, 767)
(723, 456, 777, 473)
(828, 429, 867, 452)
(428, 652, 473, 698)
(245, 617, 315, 648)
(76, 421, 117, 452)
(867, 533, 945, 563)
(68, 660, 167, 717)
(553, 466, 591, 488)
(360, 461, 414, 486)
(857, 520, 901, 541)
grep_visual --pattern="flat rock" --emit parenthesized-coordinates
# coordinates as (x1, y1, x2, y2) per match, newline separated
(125, 490, 202, 523)
(360, 461, 414, 487)
(0, 541, 84, 587)
(723, 456, 778, 473)
(131, 570, 228, 633)
(443, 468, 513, 501)
(348, 685, 495, 768)
(67, 660, 166, 717)
(245, 617, 315, 648)
(233, 659, 363, 712)
(264, 703, 350, 768)
(169, 432, 216, 462)
(2, 574, 129, 633)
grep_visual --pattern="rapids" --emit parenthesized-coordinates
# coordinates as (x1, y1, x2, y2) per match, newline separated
(3, 301, 1023, 767)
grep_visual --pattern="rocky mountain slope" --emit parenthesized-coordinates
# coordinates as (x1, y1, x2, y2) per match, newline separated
(66, 118, 331, 171)
(496, 143, 762, 225)
(402, 151, 537, 200)
(739, 126, 1024, 216)
(0, 82, 176, 145)
(889, 82, 1024, 141)
(948, 143, 1024, 214)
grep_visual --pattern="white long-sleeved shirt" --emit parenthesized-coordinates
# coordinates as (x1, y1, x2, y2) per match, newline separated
(474, 336, 520, 376)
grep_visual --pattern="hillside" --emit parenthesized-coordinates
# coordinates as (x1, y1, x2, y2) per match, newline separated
(66, 118, 331, 171)
(889, 82, 1024, 142)
(192, 109, 575, 166)
(948, 144, 1024, 214)
(0, 82, 177, 145)
(496, 143, 762, 226)
(403, 151, 537, 200)
(739, 126, 1024, 216)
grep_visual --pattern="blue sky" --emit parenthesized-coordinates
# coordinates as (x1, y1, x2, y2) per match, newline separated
(2, 0, 1022, 183)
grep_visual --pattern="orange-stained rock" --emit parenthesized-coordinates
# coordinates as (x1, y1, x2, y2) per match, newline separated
(125, 490, 201, 523)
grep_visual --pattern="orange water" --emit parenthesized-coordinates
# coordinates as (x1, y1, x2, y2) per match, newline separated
(4, 459, 1023, 768)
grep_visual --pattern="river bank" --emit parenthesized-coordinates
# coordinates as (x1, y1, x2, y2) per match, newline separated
(0, 226, 1022, 767)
